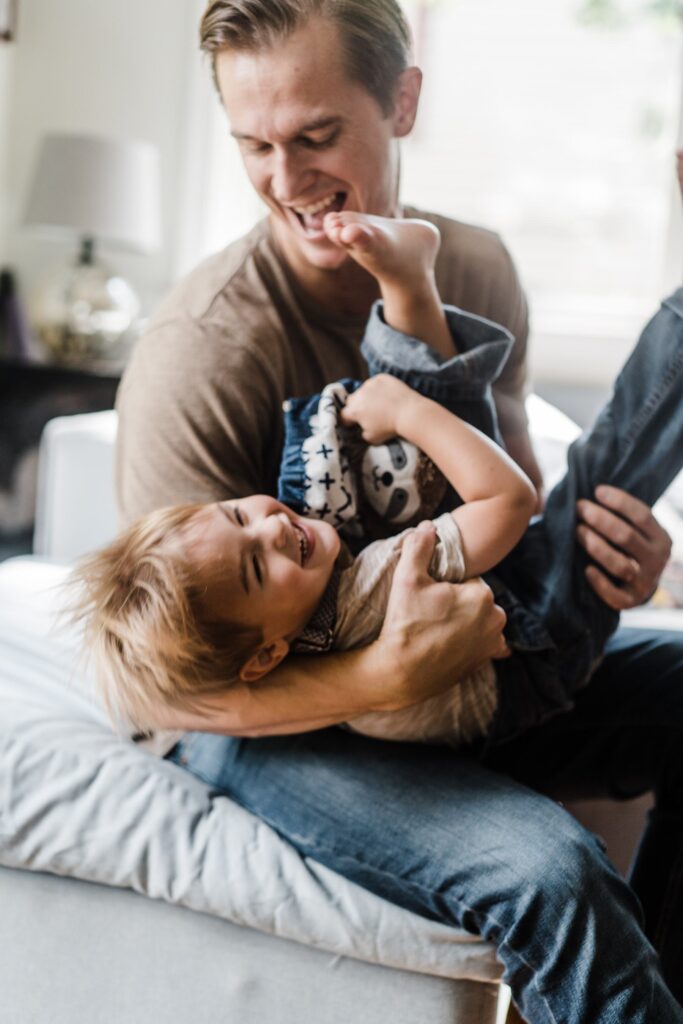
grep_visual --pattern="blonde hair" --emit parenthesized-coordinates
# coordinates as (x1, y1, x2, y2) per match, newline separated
(199, 0, 412, 115)
(69, 504, 262, 731)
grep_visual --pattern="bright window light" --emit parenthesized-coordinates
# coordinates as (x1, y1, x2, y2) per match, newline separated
(402, 0, 683, 382)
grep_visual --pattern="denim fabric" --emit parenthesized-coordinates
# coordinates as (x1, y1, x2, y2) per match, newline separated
(278, 303, 512, 524)
(168, 294, 683, 1018)
(493, 289, 683, 739)
(280, 292, 683, 743)
(486, 625, 683, 1007)
(168, 697, 683, 1021)
(360, 300, 513, 445)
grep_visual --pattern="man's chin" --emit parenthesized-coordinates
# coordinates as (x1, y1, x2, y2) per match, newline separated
(305, 243, 352, 272)
(273, 218, 351, 273)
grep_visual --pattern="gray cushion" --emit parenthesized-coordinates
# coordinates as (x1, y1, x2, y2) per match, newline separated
(0, 866, 500, 1024)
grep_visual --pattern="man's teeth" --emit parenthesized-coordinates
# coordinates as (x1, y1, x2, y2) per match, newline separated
(293, 193, 338, 216)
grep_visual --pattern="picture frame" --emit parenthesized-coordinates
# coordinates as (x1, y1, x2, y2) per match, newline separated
(0, 0, 17, 42)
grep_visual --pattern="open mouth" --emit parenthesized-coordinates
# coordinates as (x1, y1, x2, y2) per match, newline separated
(290, 191, 346, 235)
(293, 520, 315, 566)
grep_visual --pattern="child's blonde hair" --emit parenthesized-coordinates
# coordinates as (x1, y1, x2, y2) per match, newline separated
(70, 504, 262, 731)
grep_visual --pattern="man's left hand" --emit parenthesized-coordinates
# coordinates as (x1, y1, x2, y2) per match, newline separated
(576, 484, 672, 610)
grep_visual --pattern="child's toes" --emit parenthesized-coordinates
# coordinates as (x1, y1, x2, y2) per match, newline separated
(323, 212, 347, 245)
(339, 223, 375, 249)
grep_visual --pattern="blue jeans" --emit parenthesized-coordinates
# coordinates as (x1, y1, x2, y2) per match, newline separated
(168, 628, 683, 1022)
(492, 289, 683, 740)
(168, 295, 683, 1018)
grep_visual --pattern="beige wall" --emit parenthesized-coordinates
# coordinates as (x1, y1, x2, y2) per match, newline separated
(0, 0, 199, 311)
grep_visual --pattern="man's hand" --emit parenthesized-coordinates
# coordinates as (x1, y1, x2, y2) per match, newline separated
(577, 485, 672, 610)
(377, 522, 509, 710)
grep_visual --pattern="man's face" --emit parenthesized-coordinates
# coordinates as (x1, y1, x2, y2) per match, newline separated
(215, 17, 418, 280)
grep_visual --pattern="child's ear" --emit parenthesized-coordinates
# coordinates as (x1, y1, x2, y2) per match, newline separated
(240, 639, 290, 682)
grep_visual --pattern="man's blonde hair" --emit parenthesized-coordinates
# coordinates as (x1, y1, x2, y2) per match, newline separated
(199, 0, 412, 116)
(70, 504, 262, 731)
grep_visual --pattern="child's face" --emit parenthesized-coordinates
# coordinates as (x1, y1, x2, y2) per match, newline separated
(185, 496, 341, 643)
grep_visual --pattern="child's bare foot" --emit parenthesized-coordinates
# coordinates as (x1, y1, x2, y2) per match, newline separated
(323, 211, 441, 291)
(324, 211, 456, 358)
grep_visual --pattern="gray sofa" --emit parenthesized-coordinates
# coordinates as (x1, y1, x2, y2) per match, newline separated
(0, 868, 501, 1024)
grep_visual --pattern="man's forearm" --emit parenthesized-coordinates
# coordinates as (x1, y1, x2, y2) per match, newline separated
(155, 644, 403, 737)
(152, 533, 510, 738)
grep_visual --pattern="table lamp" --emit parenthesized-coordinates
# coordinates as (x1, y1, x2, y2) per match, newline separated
(24, 132, 161, 364)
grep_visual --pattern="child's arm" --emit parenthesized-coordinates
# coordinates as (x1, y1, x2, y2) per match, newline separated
(341, 375, 536, 577)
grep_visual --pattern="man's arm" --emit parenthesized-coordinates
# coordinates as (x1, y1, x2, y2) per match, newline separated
(152, 528, 509, 736)
(116, 318, 508, 735)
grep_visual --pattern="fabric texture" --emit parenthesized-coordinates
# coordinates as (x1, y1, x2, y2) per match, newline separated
(333, 513, 498, 745)
(0, 556, 503, 983)
(279, 378, 447, 540)
(169, 715, 681, 1024)
(115, 211, 529, 525)
(0, 867, 501, 1024)
(297, 290, 683, 748)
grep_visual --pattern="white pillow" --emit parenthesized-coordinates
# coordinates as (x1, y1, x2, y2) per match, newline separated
(0, 557, 501, 983)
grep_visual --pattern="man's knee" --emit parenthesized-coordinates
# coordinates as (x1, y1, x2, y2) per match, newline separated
(503, 811, 630, 923)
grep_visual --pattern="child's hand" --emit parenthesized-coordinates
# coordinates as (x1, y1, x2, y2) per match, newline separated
(340, 375, 421, 444)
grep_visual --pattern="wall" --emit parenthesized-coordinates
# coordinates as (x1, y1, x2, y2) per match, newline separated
(0, 43, 16, 263)
(0, 0, 200, 313)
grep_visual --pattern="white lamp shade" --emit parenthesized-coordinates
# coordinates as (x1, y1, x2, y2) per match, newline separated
(24, 132, 161, 253)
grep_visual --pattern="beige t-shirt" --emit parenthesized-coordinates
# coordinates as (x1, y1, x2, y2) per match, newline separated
(339, 514, 498, 746)
(116, 210, 529, 525)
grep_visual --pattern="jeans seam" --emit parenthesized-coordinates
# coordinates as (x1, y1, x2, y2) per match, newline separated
(623, 335, 683, 448)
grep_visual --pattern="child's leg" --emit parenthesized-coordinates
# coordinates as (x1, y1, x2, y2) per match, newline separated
(324, 211, 514, 444)
(506, 290, 683, 686)
(277, 215, 516, 545)
(324, 212, 454, 358)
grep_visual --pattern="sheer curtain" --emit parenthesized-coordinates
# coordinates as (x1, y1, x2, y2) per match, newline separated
(177, 0, 682, 384)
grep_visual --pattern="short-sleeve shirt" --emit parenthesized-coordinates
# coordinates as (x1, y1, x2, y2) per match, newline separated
(116, 210, 529, 525)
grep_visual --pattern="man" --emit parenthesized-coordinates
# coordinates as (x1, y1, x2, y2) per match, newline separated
(115, 1, 682, 1019)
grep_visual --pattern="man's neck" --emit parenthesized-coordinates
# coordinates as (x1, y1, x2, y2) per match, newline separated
(303, 260, 381, 317)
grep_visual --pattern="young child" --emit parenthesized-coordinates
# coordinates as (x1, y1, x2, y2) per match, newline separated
(72, 207, 683, 748)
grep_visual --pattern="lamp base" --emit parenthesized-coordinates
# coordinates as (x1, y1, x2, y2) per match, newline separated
(33, 249, 140, 365)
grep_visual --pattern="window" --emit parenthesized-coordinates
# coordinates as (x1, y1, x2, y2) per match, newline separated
(402, 0, 683, 383)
